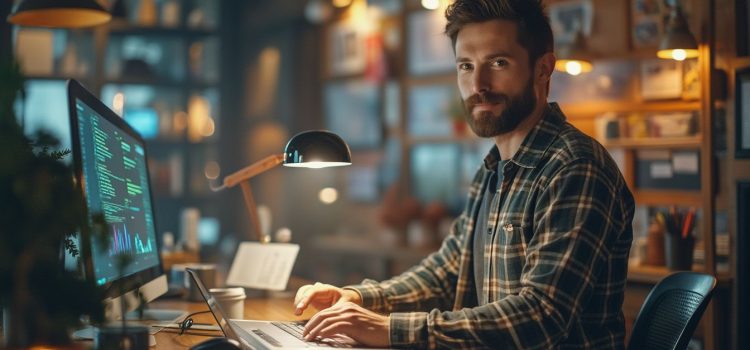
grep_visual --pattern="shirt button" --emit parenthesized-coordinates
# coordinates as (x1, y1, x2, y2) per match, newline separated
(487, 227, 492, 235)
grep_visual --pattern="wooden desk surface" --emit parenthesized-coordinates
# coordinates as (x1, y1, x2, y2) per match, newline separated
(148, 294, 315, 349)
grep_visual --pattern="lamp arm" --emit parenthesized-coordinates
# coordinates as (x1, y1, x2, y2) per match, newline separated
(222, 154, 285, 188)
(217, 154, 284, 243)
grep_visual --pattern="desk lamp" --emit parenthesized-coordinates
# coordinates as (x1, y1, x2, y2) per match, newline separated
(7, 0, 111, 28)
(555, 28, 593, 76)
(656, 2, 698, 61)
(211, 130, 351, 243)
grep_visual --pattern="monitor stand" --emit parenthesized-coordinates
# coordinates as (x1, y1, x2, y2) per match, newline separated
(72, 308, 186, 343)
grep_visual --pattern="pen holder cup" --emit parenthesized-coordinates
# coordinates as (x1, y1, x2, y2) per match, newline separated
(664, 234, 695, 271)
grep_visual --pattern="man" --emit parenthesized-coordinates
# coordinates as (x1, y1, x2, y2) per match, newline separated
(295, 0, 634, 348)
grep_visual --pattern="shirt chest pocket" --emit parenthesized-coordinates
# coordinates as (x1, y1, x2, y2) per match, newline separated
(488, 222, 528, 298)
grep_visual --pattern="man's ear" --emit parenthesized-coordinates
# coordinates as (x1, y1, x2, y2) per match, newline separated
(536, 52, 556, 83)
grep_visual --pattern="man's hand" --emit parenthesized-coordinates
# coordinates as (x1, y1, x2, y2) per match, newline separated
(293, 282, 362, 316)
(303, 302, 390, 348)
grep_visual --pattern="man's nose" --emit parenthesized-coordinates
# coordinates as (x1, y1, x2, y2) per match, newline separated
(471, 67, 490, 94)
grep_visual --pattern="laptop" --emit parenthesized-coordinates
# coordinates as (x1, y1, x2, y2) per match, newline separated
(186, 269, 393, 349)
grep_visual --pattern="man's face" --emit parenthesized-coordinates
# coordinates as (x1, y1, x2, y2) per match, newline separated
(455, 20, 538, 137)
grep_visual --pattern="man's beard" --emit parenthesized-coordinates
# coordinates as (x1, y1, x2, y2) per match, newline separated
(463, 76, 537, 138)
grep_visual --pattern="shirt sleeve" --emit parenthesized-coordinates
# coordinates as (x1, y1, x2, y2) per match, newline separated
(344, 213, 468, 315)
(384, 158, 631, 349)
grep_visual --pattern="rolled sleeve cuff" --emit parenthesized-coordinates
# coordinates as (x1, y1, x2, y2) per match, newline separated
(390, 312, 429, 348)
(343, 279, 387, 312)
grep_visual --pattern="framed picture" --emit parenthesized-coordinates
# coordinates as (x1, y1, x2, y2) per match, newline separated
(737, 182, 750, 350)
(407, 10, 454, 75)
(408, 84, 455, 137)
(327, 20, 366, 76)
(324, 79, 381, 149)
(681, 58, 701, 100)
(548, 0, 594, 46)
(630, 0, 665, 49)
(640, 59, 683, 100)
(550, 59, 637, 103)
(736, 68, 750, 158)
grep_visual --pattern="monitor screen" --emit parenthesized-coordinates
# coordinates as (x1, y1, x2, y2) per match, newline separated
(74, 99, 160, 285)
(68, 80, 166, 318)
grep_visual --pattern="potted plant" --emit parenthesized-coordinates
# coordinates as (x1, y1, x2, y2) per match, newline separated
(0, 59, 113, 347)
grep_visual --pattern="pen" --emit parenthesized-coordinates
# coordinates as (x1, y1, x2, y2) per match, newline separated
(681, 208, 695, 239)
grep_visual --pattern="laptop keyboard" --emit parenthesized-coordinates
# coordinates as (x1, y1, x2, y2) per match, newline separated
(271, 321, 347, 348)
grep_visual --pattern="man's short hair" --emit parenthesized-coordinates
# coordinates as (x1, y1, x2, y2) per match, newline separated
(444, 0, 554, 65)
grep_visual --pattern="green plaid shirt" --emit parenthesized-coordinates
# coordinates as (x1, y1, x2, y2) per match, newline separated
(346, 103, 634, 349)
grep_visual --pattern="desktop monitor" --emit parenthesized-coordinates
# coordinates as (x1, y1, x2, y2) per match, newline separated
(67, 79, 167, 321)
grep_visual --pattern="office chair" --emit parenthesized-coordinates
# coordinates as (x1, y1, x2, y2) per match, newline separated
(628, 271, 717, 350)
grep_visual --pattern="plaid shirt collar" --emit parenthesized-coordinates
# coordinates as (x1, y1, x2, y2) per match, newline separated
(482, 102, 567, 171)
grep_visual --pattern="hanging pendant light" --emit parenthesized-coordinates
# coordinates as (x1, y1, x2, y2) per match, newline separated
(554, 29, 593, 76)
(656, 3, 698, 61)
(8, 0, 111, 28)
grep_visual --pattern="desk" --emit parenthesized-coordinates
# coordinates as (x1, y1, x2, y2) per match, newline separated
(148, 294, 315, 349)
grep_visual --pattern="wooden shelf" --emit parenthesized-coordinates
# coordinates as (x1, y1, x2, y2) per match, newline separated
(633, 189, 703, 206)
(108, 24, 217, 37)
(560, 100, 701, 118)
(628, 264, 733, 285)
(406, 134, 479, 145)
(603, 136, 702, 149)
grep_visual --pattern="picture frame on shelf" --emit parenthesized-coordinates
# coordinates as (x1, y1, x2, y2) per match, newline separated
(735, 68, 750, 158)
(548, 0, 593, 46)
(407, 10, 454, 75)
(629, 0, 665, 49)
(327, 20, 367, 77)
(640, 59, 683, 100)
(407, 84, 455, 137)
(324, 79, 381, 150)
(681, 58, 701, 100)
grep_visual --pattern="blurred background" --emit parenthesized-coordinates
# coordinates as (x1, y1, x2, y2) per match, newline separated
(3, 0, 748, 348)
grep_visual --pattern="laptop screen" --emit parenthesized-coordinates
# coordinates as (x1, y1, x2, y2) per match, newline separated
(186, 269, 242, 341)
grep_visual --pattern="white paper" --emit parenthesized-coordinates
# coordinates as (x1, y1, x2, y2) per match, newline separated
(672, 152, 699, 174)
(650, 162, 673, 179)
(226, 242, 299, 291)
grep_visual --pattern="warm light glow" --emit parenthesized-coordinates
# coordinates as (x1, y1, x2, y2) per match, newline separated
(201, 117, 215, 137)
(204, 161, 220, 180)
(421, 0, 440, 10)
(319, 187, 339, 204)
(284, 162, 351, 168)
(672, 49, 687, 61)
(554, 59, 593, 75)
(332, 0, 352, 8)
(657, 48, 699, 60)
(112, 92, 125, 116)
(565, 61, 582, 76)
(188, 95, 211, 142)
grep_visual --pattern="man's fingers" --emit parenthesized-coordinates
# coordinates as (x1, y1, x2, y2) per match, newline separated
(304, 312, 350, 341)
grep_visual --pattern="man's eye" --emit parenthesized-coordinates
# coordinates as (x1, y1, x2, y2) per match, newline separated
(492, 59, 508, 67)
(458, 63, 472, 71)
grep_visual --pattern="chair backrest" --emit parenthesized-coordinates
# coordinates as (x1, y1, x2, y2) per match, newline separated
(628, 272, 717, 350)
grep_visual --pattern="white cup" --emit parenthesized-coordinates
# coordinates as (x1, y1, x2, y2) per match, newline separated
(209, 287, 246, 319)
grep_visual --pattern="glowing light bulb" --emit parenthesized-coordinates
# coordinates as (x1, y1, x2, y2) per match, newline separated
(319, 187, 338, 204)
(565, 61, 582, 76)
(671, 49, 687, 61)
(421, 0, 440, 10)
